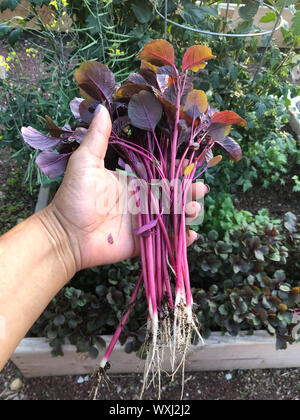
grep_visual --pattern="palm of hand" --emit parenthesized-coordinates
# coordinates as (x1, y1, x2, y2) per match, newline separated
(51, 149, 139, 270)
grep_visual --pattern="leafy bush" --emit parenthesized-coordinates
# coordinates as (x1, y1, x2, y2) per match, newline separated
(1, 0, 299, 195)
(29, 212, 300, 356)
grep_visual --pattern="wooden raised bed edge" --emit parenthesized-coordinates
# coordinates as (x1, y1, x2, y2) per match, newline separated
(11, 332, 300, 378)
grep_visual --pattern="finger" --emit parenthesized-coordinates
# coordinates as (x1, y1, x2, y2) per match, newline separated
(79, 104, 112, 162)
(192, 182, 209, 201)
(186, 229, 198, 247)
(185, 201, 202, 220)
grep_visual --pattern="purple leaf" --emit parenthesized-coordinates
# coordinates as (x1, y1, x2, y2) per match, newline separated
(215, 137, 242, 162)
(75, 62, 116, 103)
(68, 127, 88, 144)
(139, 69, 159, 89)
(133, 219, 158, 237)
(128, 90, 163, 131)
(112, 116, 131, 136)
(70, 97, 84, 120)
(178, 124, 191, 146)
(205, 149, 214, 163)
(128, 73, 147, 84)
(163, 84, 177, 105)
(36, 151, 72, 178)
(79, 100, 96, 124)
(21, 127, 61, 151)
(157, 65, 177, 77)
(61, 124, 72, 131)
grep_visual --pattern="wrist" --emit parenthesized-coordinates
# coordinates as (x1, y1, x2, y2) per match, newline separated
(34, 204, 79, 282)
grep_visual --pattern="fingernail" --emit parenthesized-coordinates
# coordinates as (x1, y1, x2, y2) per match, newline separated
(204, 184, 210, 194)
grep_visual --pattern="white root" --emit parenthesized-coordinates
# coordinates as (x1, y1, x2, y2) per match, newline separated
(139, 297, 205, 399)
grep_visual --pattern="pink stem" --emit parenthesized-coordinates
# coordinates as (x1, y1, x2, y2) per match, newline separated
(100, 274, 143, 367)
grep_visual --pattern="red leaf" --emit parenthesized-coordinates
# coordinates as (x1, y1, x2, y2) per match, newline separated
(114, 83, 152, 102)
(45, 116, 66, 137)
(138, 39, 175, 68)
(211, 111, 246, 127)
(182, 45, 215, 73)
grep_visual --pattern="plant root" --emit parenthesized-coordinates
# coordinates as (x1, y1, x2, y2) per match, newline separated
(90, 362, 111, 401)
(139, 302, 204, 400)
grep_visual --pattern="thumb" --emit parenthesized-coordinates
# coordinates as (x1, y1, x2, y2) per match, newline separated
(79, 104, 112, 162)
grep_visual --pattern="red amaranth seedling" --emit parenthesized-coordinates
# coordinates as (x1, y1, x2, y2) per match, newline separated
(21, 40, 246, 398)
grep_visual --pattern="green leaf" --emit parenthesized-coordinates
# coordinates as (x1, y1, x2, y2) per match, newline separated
(68, 319, 78, 329)
(208, 230, 218, 241)
(0, 0, 20, 12)
(89, 346, 99, 359)
(243, 179, 252, 192)
(94, 337, 106, 351)
(47, 329, 57, 340)
(256, 102, 266, 118)
(260, 12, 276, 23)
(219, 304, 228, 316)
(8, 28, 22, 46)
(53, 315, 65, 326)
(269, 252, 281, 262)
(181, 4, 217, 26)
(131, 0, 152, 24)
(235, 19, 254, 33)
(76, 341, 90, 353)
(254, 249, 265, 261)
(239, 1, 260, 21)
(276, 335, 287, 350)
(291, 11, 300, 36)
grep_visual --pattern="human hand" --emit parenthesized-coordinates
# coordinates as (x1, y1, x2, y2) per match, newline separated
(43, 106, 209, 272)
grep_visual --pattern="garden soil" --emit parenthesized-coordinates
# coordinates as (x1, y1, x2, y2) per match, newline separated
(1, 36, 300, 401)
(1, 360, 300, 400)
